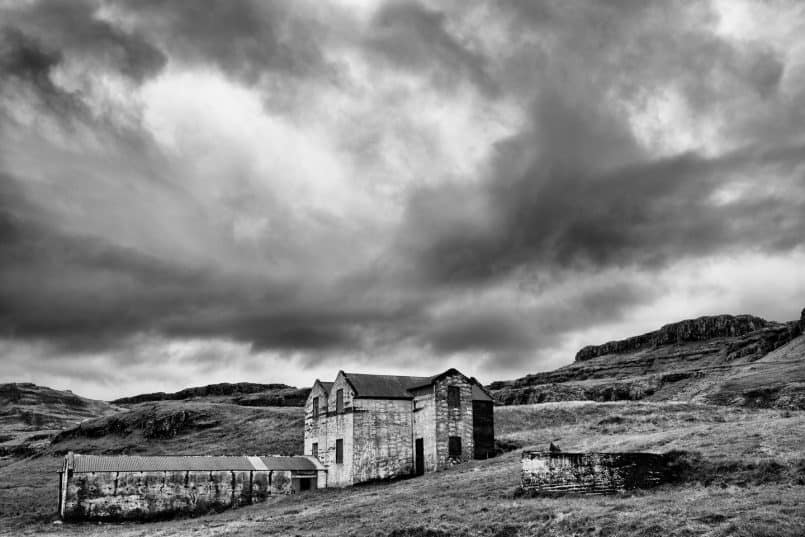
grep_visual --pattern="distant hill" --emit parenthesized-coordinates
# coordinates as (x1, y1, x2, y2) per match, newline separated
(489, 309, 805, 409)
(112, 382, 310, 407)
(51, 401, 304, 457)
(0, 383, 122, 458)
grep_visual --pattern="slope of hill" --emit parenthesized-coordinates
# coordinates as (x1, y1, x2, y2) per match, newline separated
(2, 402, 803, 536)
(50, 401, 304, 456)
(0, 383, 122, 459)
(112, 382, 310, 407)
(490, 309, 805, 408)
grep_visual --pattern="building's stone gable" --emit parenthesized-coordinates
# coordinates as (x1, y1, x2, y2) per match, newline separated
(303, 382, 330, 460)
(433, 372, 474, 468)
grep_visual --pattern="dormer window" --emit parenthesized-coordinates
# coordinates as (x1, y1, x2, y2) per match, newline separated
(336, 389, 344, 413)
(312, 397, 319, 419)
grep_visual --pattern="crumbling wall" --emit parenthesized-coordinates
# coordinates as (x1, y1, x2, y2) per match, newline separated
(521, 451, 669, 494)
(63, 469, 275, 521)
(351, 398, 414, 483)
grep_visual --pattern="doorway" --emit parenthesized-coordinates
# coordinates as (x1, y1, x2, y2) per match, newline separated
(415, 438, 425, 476)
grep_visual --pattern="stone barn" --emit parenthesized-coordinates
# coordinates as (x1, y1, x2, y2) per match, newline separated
(58, 453, 326, 521)
(304, 368, 495, 487)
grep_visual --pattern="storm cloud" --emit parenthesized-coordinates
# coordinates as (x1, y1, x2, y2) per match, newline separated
(1, 0, 804, 398)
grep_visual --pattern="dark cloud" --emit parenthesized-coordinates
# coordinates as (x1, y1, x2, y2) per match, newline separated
(107, 0, 338, 84)
(367, 0, 498, 95)
(0, 27, 81, 114)
(2, 0, 166, 83)
(397, 1, 805, 285)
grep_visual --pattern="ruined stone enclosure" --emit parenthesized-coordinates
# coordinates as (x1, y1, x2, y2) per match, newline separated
(59, 453, 326, 521)
(521, 451, 671, 495)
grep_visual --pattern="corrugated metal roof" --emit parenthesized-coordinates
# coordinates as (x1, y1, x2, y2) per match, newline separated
(69, 454, 323, 473)
(343, 373, 431, 399)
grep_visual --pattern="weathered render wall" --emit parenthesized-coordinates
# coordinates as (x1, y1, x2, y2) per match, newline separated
(304, 382, 329, 459)
(434, 373, 474, 469)
(412, 385, 437, 473)
(521, 452, 669, 494)
(62, 470, 271, 521)
(321, 373, 355, 487)
(352, 398, 414, 483)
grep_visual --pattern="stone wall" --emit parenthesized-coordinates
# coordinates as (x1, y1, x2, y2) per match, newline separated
(352, 398, 414, 483)
(433, 373, 474, 469)
(412, 385, 437, 473)
(521, 451, 669, 494)
(304, 382, 330, 461)
(62, 469, 273, 521)
(319, 372, 355, 487)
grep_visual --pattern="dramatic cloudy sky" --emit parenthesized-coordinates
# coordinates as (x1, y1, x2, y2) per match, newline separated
(2, 0, 805, 399)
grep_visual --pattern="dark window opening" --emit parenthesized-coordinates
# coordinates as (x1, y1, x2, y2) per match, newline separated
(447, 386, 460, 408)
(312, 397, 319, 419)
(336, 439, 343, 463)
(336, 389, 344, 413)
(299, 478, 311, 491)
(449, 436, 462, 458)
(312, 443, 318, 459)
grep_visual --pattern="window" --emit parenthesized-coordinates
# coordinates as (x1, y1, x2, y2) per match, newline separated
(447, 386, 460, 408)
(449, 436, 462, 458)
(336, 439, 343, 464)
(336, 389, 344, 413)
(312, 397, 319, 419)
(312, 443, 318, 459)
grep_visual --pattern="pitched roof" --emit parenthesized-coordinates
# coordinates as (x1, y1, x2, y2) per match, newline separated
(68, 454, 322, 473)
(342, 372, 431, 399)
(341, 369, 493, 401)
(319, 381, 334, 394)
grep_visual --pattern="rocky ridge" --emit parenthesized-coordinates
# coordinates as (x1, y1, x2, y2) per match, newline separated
(489, 308, 805, 409)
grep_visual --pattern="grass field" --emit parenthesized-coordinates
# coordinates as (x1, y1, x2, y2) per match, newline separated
(1, 402, 803, 537)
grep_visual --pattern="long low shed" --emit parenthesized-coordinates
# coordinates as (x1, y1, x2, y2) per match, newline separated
(59, 453, 326, 521)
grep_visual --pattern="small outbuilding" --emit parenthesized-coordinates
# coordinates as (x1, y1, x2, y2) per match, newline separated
(59, 453, 326, 521)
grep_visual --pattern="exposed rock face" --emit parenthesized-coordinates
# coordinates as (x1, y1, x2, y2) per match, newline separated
(112, 382, 309, 406)
(489, 308, 805, 409)
(575, 315, 774, 362)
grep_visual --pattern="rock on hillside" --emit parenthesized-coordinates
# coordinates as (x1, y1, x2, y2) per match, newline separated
(0, 383, 122, 458)
(112, 382, 310, 407)
(490, 310, 805, 408)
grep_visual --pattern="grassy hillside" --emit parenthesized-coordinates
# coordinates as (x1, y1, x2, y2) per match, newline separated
(0, 383, 122, 460)
(2, 401, 803, 536)
(51, 401, 304, 456)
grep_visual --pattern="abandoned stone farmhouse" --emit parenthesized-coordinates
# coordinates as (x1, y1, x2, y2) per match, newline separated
(304, 368, 495, 487)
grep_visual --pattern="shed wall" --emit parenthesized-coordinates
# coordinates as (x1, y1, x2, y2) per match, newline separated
(62, 469, 277, 521)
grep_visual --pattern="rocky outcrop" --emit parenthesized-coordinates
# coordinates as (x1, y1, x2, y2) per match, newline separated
(575, 314, 796, 362)
(489, 308, 805, 409)
(111, 382, 306, 405)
